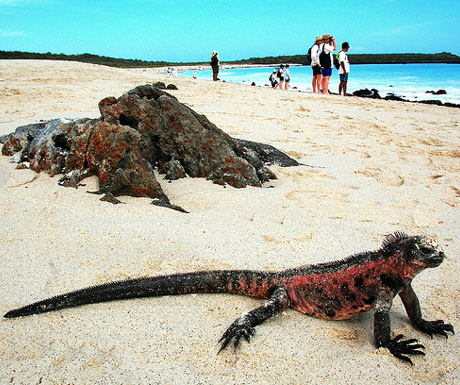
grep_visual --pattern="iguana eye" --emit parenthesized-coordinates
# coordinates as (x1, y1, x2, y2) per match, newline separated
(420, 247, 432, 254)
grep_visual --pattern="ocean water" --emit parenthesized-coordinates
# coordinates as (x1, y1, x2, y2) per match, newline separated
(179, 63, 460, 104)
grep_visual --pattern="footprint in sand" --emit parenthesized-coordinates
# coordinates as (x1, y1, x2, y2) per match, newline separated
(354, 166, 404, 187)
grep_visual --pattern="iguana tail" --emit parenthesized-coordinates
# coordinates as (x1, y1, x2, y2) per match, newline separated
(4, 270, 277, 318)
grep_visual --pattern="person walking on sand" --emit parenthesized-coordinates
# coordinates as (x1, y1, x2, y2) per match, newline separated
(338, 42, 350, 96)
(284, 64, 291, 90)
(276, 64, 285, 89)
(319, 34, 336, 95)
(211, 50, 220, 81)
(310, 36, 322, 93)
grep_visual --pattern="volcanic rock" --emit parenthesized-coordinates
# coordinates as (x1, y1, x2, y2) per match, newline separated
(1, 84, 299, 210)
(426, 89, 447, 95)
(352, 88, 381, 99)
(384, 93, 407, 102)
(418, 99, 443, 106)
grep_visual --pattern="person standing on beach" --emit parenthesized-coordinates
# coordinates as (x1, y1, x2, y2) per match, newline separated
(320, 34, 336, 95)
(284, 64, 291, 90)
(338, 42, 350, 96)
(211, 51, 220, 81)
(310, 36, 322, 93)
(276, 64, 285, 89)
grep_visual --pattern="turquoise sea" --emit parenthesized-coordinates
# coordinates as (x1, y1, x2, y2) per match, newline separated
(179, 63, 460, 104)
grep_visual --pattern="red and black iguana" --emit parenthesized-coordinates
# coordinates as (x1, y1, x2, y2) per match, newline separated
(4, 232, 454, 364)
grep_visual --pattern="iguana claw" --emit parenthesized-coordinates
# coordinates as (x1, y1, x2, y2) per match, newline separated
(417, 319, 455, 339)
(385, 334, 425, 365)
(218, 318, 255, 353)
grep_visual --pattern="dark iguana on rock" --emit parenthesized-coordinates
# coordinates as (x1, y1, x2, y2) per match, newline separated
(4, 232, 454, 364)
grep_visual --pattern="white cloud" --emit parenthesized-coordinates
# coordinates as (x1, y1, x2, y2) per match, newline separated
(0, 0, 52, 5)
(370, 17, 460, 38)
(349, 46, 366, 52)
(0, 29, 26, 37)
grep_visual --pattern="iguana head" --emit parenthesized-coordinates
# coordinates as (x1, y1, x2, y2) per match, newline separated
(409, 235, 445, 268)
(382, 232, 445, 269)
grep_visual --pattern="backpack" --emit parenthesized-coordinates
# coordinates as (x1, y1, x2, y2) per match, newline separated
(319, 45, 331, 68)
(306, 45, 314, 65)
(334, 51, 341, 70)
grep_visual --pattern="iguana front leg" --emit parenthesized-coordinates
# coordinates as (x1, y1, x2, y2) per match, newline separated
(218, 287, 290, 352)
(399, 284, 455, 338)
(374, 288, 425, 364)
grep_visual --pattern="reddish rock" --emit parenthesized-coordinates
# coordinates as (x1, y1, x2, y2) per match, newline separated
(0, 84, 298, 208)
(86, 121, 163, 198)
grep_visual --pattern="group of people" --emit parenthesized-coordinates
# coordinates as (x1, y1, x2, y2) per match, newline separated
(210, 38, 350, 95)
(269, 64, 291, 90)
(310, 33, 350, 95)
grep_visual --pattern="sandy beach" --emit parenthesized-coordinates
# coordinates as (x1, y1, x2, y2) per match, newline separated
(0, 60, 459, 384)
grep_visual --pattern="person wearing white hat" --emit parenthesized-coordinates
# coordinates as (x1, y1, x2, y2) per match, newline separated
(320, 34, 336, 94)
(211, 50, 220, 81)
(269, 69, 278, 88)
(311, 35, 323, 93)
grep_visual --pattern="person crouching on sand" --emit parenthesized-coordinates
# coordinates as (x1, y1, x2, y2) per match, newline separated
(269, 70, 278, 88)
(320, 34, 336, 95)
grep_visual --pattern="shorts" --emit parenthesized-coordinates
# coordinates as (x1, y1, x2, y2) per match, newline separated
(321, 68, 332, 77)
(312, 65, 321, 76)
(340, 74, 348, 82)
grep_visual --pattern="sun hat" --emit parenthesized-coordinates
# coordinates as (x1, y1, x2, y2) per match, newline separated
(212, 50, 218, 56)
(322, 33, 331, 40)
(315, 35, 322, 41)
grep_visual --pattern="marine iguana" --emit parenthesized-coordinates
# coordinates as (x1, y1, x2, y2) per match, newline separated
(4, 232, 454, 364)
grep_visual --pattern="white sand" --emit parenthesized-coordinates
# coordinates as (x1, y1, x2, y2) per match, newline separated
(0, 60, 459, 384)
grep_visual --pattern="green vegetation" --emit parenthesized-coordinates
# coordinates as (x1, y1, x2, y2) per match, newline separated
(1, 50, 459, 67)
(232, 52, 460, 65)
(0, 50, 188, 68)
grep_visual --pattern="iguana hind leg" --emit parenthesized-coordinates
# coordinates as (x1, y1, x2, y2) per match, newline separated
(218, 287, 290, 353)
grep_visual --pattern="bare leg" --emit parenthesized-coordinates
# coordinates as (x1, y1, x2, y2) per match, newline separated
(322, 76, 330, 94)
(343, 81, 347, 96)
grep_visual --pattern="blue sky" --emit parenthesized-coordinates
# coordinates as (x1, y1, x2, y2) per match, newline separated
(1, 0, 459, 62)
